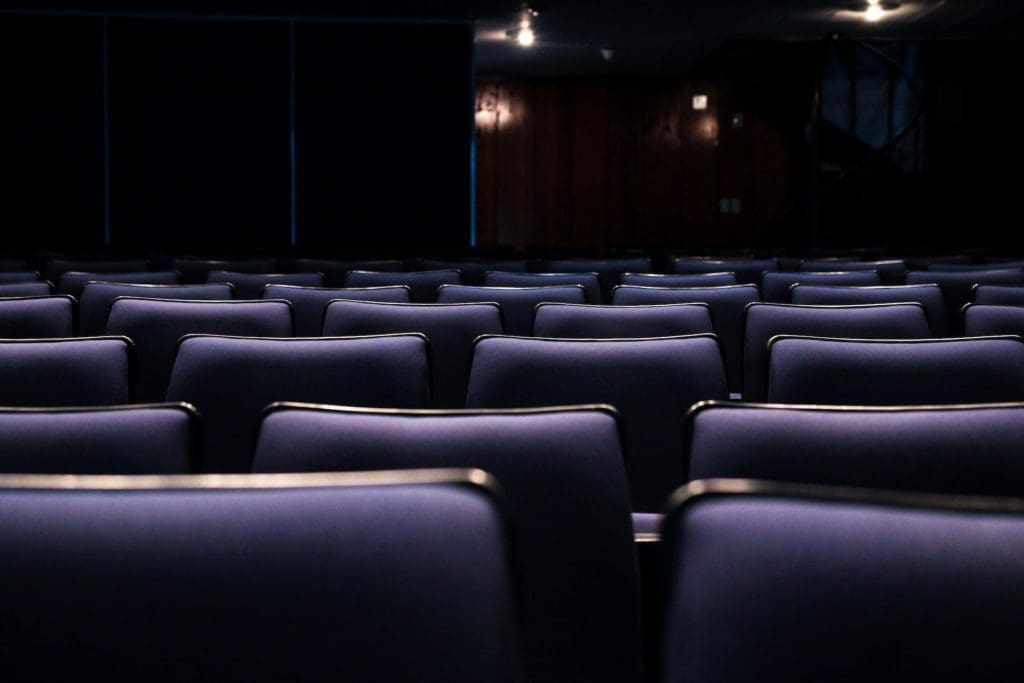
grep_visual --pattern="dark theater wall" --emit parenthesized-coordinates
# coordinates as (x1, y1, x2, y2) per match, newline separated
(110, 19, 291, 250)
(296, 22, 473, 249)
(0, 14, 473, 253)
(0, 16, 105, 250)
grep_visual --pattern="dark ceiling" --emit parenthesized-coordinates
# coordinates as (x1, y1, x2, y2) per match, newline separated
(3, 1, 1022, 76)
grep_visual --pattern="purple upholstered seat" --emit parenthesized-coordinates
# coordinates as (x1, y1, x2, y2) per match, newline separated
(799, 258, 907, 284)
(907, 268, 1024, 333)
(345, 269, 461, 303)
(166, 334, 431, 472)
(437, 284, 585, 336)
(790, 284, 948, 335)
(743, 303, 931, 401)
(171, 257, 277, 284)
(0, 296, 74, 338)
(761, 270, 881, 303)
(532, 302, 714, 338)
(963, 304, 1024, 337)
(619, 272, 738, 288)
(661, 480, 1024, 681)
(106, 298, 292, 402)
(0, 470, 517, 682)
(467, 335, 727, 510)
(671, 257, 777, 285)
(767, 335, 1024, 405)
(686, 402, 1024, 496)
(613, 284, 760, 395)
(205, 270, 323, 299)
(484, 271, 602, 304)
(57, 270, 179, 297)
(253, 403, 640, 683)
(0, 337, 132, 406)
(263, 284, 411, 337)
(0, 403, 197, 474)
(323, 300, 502, 408)
(80, 283, 235, 337)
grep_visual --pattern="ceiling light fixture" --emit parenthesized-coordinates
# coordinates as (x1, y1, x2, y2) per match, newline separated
(507, 5, 539, 48)
(850, 0, 901, 22)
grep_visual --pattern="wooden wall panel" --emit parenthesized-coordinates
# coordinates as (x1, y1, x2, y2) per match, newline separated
(475, 79, 796, 250)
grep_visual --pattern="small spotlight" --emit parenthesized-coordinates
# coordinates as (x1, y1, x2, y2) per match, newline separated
(865, 4, 885, 21)
(692, 94, 708, 111)
(517, 27, 535, 47)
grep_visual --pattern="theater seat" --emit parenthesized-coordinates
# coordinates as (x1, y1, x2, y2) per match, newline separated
(0, 403, 198, 474)
(686, 401, 1024, 496)
(106, 298, 292, 402)
(0, 469, 518, 682)
(743, 303, 931, 402)
(80, 283, 236, 337)
(484, 271, 602, 304)
(532, 302, 714, 338)
(660, 479, 1024, 681)
(263, 284, 412, 337)
(437, 284, 586, 336)
(0, 296, 74, 338)
(467, 334, 728, 511)
(767, 335, 1024, 405)
(345, 269, 461, 303)
(166, 334, 431, 472)
(253, 403, 641, 683)
(0, 337, 132, 406)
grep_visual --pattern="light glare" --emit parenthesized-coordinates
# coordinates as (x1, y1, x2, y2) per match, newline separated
(517, 27, 535, 47)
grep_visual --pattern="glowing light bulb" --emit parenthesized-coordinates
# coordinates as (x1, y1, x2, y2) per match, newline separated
(517, 26, 535, 47)
(865, 4, 885, 21)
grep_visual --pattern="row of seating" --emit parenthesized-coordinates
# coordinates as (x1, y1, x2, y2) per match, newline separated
(3, 330, 1024, 510)
(5, 288, 1024, 395)
(5, 408, 1024, 680)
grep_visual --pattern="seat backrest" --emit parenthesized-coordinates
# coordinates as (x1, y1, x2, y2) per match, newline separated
(80, 283, 235, 337)
(671, 257, 777, 284)
(467, 335, 728, 510)
(907, 268, 1024, 334)
(761, 270, 881, 303)
(0, 337, 132, 406)
(323, 301, 501, 408)
(973, 284, 1024, 306)
(743, 303, 931, 401)
(345, 269, 461, 302)
(686, 402, 1024, 496)
(283, 258, 403, 285)
(422, 260, 530, 286)
(800, 259, 907, 283)
(0, 282, 53, 298)
(661, 480, 1024, 682)
(544, 258, 652, 301)
(963, 304, 1024, 337)
(57, 270, 179, 297)
(166, 334, 431, 472)
(928, 260, 1024, 271)
(484, 271, 602, 304)
(253, 403, 640, 683)
(0, 271, 40, 284)
(205, 271, 324, 299)
(612, 284, 760, 395)
(171, 258, 277, 284)
(619, 272, 738, 288)
(437, 284, 586, 336)
(0, 403, 198, 474)
(106, 298, 292, 402)
(790, 283, 949, 335)
(263, 284, 412, 336)
(0, 470, 518, 682)
(768, 335, 1024, 405)
(0, 296, 75, 338)
(43, 259, 149, 283)
(533, 302, 714, 339)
